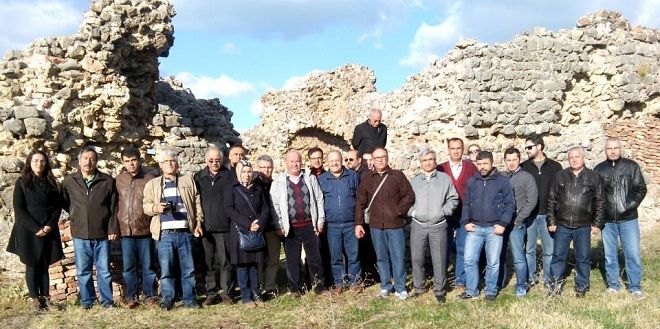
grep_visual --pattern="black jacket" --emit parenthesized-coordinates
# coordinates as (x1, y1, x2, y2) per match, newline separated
(351, 120, 387, 154)
(61, 171, 118, 239)
(7, 178, 64, 267)
(593, 158, 647, 222)
(547, 168, 604, 228)
(521, 157, 563, 216)
(225, 182, 269, 264)
(194, 167, 233, 233)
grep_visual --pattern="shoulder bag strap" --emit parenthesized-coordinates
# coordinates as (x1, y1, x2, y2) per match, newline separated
(235, 186, 258, 219)
(366, 174, 388, 211)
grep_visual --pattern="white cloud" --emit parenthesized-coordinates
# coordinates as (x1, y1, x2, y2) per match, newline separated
(399, 15, 460, 67)
(221, 42, 240, 54)
(0, 1, 84, 55)
(249, 99, 264, 116)
(636, 0, 660, 27)
(174, 72, 255, 98)
(281, 70, 324, 90)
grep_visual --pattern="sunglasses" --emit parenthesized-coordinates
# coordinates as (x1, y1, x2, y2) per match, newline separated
(468, 149, 480, 154)
(525, 145, 537, 150)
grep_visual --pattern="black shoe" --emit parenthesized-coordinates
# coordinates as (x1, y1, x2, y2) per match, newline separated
(457, 292, 476, 300)
(160, 302, 174, 311)
(185, 302, 201, 309)
(485, 294, 497, 301)
(435, 295, 446, 304)
(81, 304, 93, 310)
(100, 302, 117, 309)
(575, 290, 586, 298)
(202, 295, 218, 306)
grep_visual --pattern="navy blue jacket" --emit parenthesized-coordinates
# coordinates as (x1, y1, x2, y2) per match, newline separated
(460, 169, 515, 227)
(318, 168, 360, 228)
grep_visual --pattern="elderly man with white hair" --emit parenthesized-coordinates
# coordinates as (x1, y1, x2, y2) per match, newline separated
(351, 108, 387, 155)
(143, 149, 204, 310)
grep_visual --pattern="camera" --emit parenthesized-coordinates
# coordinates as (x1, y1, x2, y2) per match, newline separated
(163, 201, 175, 214)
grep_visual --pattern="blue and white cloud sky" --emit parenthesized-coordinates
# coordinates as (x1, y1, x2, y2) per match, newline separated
(0, 0, 658, 131)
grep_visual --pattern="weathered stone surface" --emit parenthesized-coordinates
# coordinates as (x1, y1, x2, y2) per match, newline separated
(24, 118, 47, 137)
(13, 106, 39, 119)
(2, 119, 25, 136)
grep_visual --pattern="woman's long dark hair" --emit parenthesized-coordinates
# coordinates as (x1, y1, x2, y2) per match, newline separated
(20, 150, 58, 190)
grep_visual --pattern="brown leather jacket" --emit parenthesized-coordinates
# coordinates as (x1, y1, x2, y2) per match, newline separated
(355, 166, 415, 229)
(116, 169, 154, 236)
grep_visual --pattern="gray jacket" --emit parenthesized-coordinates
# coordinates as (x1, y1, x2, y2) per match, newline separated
(503, 167, 538, 226)
(408, 170, 459, 225)
(270, 170, 325, 237)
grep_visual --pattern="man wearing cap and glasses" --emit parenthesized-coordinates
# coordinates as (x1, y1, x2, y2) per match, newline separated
(520, 134, 563, 289)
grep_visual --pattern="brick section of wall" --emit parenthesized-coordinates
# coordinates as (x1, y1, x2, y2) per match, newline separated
(604, 117, 660, 184)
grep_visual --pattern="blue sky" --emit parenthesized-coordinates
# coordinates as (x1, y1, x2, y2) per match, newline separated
(0, 0, 658, 131)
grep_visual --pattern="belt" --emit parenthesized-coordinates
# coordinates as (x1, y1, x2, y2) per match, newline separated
(161, 228, 189, 233)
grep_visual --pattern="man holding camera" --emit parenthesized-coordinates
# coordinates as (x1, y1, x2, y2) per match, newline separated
(143, 150, 204, 310)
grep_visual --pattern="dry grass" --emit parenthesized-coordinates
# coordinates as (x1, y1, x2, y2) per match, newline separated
(1, 225, 659, 329)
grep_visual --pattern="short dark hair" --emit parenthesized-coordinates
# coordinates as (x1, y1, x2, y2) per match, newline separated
(307, 146, 324, 158)
(121, 146, 141, 159)
(447, 137, 464, 147)
(476, 151, 493, 162)
(78, 145, 98, 161)
(504, 147, 520, 159)
(228, 145, 246, 153)
(525, 133, 545, 150)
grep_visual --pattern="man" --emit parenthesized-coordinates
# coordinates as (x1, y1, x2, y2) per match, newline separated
(362, 152, 374, 171)
(459, 151, 515, 301)
(547, 146, 604, 297)
(194, 146, 234, 306)
(227, 145, 246, 178)
(521, 133, 562, 287)
(270, 150, 328, 296)
(408, 149, 458, 304)
(307, 147, 326, 177)
(594, 137, 647, 298)
(355, 147, 415, 300)
(344, 150, 365, 176)
(61, 146, 118, 309)
(436, 137, 478, 290)
(318, 151, 362, 294)
(255, 155, 283, 297)
(115, 147, 156, 308)
(501, 147, 538, 297)
(352, 109, 387, 155)
(143, 150, 204, 310)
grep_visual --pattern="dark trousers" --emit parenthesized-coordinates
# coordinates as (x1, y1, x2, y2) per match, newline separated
(358, 223, 380, 283)
(202, 232, 234, 296)
(550, 225, 591, 292)
(26, 254, 49, 298)
(285, 224, 326, 293)
(236, 263, 259, 303)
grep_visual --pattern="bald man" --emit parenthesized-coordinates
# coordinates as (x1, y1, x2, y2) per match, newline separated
(352, 109, 387, 155)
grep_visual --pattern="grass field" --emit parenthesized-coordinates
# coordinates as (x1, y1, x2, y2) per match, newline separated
(1, 226, 658, 329)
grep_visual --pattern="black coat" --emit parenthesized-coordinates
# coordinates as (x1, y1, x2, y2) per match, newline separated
(61, 171, 118, 239)
(594, 158, 647, 222)
(224, 182, 269, 265)
(194, 167, 233, 232)
(547, 168, 604, 228)
(521, 157, 563, 216)
(7, 178, 64, 267)
(351, 120, 387, 154)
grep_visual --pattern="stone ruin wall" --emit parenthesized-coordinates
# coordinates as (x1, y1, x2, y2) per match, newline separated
(244, 11, 659, 222)
(0, 0, 240, 300)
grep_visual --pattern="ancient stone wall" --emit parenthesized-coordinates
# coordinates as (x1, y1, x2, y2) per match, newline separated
(0, 0, 239, 296)
(244, 11, 659, 221)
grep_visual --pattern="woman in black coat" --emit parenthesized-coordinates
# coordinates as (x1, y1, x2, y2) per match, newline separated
(224, 160, 268, 307)
(7, 150, 64, 310)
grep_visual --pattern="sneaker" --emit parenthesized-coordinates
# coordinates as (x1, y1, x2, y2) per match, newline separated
(160, 301, 174, 311)
(485, 294, 497, 301)
(457, 292, 476, 300)
(631, 291, 645, 299)
(516, 288, 527, 298)
(379, 289, 391, 298)
(606, 288, 619, 294)
(394, 291, 409, 300)
(435, 294, 447, 304)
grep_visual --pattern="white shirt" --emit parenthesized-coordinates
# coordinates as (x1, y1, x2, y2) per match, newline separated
(449, 160, 463, 180)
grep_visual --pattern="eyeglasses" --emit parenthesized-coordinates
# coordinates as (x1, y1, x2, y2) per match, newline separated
(468, 149, 480, 154)
(525, 145, 537, 150)
(207, 159, 222, 164)
(345, 158, 354, 162)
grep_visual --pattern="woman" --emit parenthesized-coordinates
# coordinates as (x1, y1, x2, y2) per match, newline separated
(224, 160, 268, 307)
(467, 144, 481, 166)
(7, 151, 64, 310)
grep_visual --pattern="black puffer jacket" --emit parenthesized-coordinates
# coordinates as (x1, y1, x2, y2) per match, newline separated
(547, 168, 604, 228)
(593, 158, 647, 222)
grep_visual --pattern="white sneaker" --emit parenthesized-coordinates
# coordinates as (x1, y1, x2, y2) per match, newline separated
(395, 291, 409, 300)
(631, 291, 645, 299)
(379, 289, 390, 298)
(606, 288, 619, 294)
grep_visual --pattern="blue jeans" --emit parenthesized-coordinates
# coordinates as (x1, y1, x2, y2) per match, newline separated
(156, 231, 197, 305)
(447, 225, 467, 286)
(526, 214, 553, 284)
(370, 227, 406, 293)
(464, 226, 503, 297)
(509, 224, 528, 291)
(121, 236, 157, 300)
(73, 238, 113, 307)
(327, 225, 361, 287)
(236, 263, 258, 303)
(550, 225, 591, 292)
(602, 219, 642, 292)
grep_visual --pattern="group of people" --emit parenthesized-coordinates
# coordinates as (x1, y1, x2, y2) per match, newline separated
(6, 108, 648, 312)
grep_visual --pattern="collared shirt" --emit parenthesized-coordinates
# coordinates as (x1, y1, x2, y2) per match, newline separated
(83, 173, 96, 188)
(449, 160, 462, 180)
(287, 171, 304, 184)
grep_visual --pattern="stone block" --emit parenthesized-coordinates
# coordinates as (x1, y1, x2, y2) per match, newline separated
(3, 118, 25, 136)
(24, 117, 47, 137)
(13, 106, 39, 119)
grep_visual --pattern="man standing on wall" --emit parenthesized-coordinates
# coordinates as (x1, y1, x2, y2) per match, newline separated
(352, 109, 387, 155)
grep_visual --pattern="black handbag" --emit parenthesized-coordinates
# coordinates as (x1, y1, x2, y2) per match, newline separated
(235, 187, 265, 251)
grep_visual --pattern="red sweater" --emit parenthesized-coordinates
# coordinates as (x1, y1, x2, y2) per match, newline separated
(436, 160, 478, 202)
